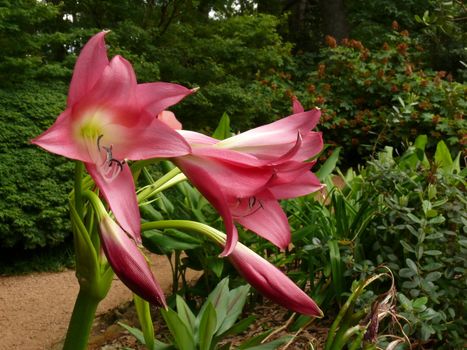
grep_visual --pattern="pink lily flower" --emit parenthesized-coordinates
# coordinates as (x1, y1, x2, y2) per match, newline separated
(229, 242, 323, 317)
(168, 104, 323, 256)
(31, 32, 193, 241)
(99, 214, 166, 307)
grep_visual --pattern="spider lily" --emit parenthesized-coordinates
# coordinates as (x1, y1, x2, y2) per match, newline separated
(31, 31, 193, 241)
(229, 241, 323, 317)
(169, 104, 323, 256)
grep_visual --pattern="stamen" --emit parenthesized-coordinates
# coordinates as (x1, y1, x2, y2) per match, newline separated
(109, 158, 124, 171)
(93, 135, 125, 183)
(97, 134, 104, 152)
(235, 196, 264, 218)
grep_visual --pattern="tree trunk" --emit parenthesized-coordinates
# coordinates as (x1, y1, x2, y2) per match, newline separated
(318, 0, 349, 42)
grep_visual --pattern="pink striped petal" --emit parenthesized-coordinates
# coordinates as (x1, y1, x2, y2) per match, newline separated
(68, 31, 109, 106)
(177, 130, 218, 147)
(86, 163, 141, 242)
(192, 147, 267, 167)
(229, 243, 323, 317)
(233, 191, 290, 250)
(137, 82, 194, 116)
(216, 109, 321, 155)
(99, 215, 166, 307)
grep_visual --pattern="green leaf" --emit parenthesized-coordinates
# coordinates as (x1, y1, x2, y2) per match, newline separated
(238, 330, 273, 349)
(212, 112, 231, 140)
(406, 258, 418, 273)
(400, 240, 415, 253)
(140, 204, 164, 221)
(434, 140, 453, 172)
(425, 271, 442, 282)
(398, 293, 412, 310)
(328, 239, 343, 300)
(176, 295, 197, 333)
(155, 192, 175, 214)
(208, 257, 224, 278)
(423, 262, 443, 271)
(217, 315, 256, 338)
(199, 277, 230, 332)
(198, 302, 217, 350)
(119, 322, 146, 345)
(161, 308, 196, 350)
(412, 296, 428, 309)
(316, 147, 341, 181)
(399, 267, 416, 278)
(134, 295, 155, 350)
(217, 284, 250, 335)
(424, 250, 442, 256)
(118, 322, 172, 350)
(244, 336, 293, 350)
(142, 229, 201, 254)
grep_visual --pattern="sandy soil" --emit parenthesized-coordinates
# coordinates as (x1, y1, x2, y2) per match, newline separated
(0, 255, 197, 350)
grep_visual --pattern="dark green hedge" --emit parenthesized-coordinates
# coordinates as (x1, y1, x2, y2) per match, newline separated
(0, 81, 73, 249)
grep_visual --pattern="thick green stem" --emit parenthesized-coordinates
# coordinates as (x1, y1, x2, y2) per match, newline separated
(141, 220, 225, 246)
(74, 162, 84, 218)
(63, 290, 100, 350)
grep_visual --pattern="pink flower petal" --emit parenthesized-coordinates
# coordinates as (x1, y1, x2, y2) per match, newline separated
(157, 110, 182, 130)
(229, 243, 323, 317)
(216, 109, 321, 156)
(99, 215, 166, 307)
(174, 158, 238, 256)
(192, 147, 267, 167)
(31, 109, 91, 162)
(292, 97, 305, 114)
(86, 163, 141, 242)
(290, 132, 324, 162)
(177, 130, 218, 147)
(121, 118, 191, 160)
(68, 31, 109, 106)
(233, 191, 291, 250)
(137, 82, 194, 116)
(82, 55, 138, 112)
(180, 152, 272, 198)
(270, 169, 323, 199)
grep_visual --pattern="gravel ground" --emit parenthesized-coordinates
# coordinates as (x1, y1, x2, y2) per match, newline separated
(0, 255, 194, 350)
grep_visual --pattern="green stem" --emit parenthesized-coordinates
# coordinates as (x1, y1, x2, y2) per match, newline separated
(137, 167, 184, 204)
(74, 162, 84, 218)
(141, 220, 225, 246)
(62, 290, 100, 350)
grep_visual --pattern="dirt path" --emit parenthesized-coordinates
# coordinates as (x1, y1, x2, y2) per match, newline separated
(0, 255, 197, 350)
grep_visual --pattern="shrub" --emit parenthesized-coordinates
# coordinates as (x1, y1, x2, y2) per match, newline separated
(360, 142, 466, 347)
(0, 80, 73, 249)
(296, 28, 466, 166)
(284, 138, 465, 347)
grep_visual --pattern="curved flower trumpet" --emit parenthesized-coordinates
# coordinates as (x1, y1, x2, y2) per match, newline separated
(99, 213, 166, 307)
(31, 32, 193, 241)
(229, 242, 323, 317)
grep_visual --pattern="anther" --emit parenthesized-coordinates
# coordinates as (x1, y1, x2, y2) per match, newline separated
(97, 134, 104, 152)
